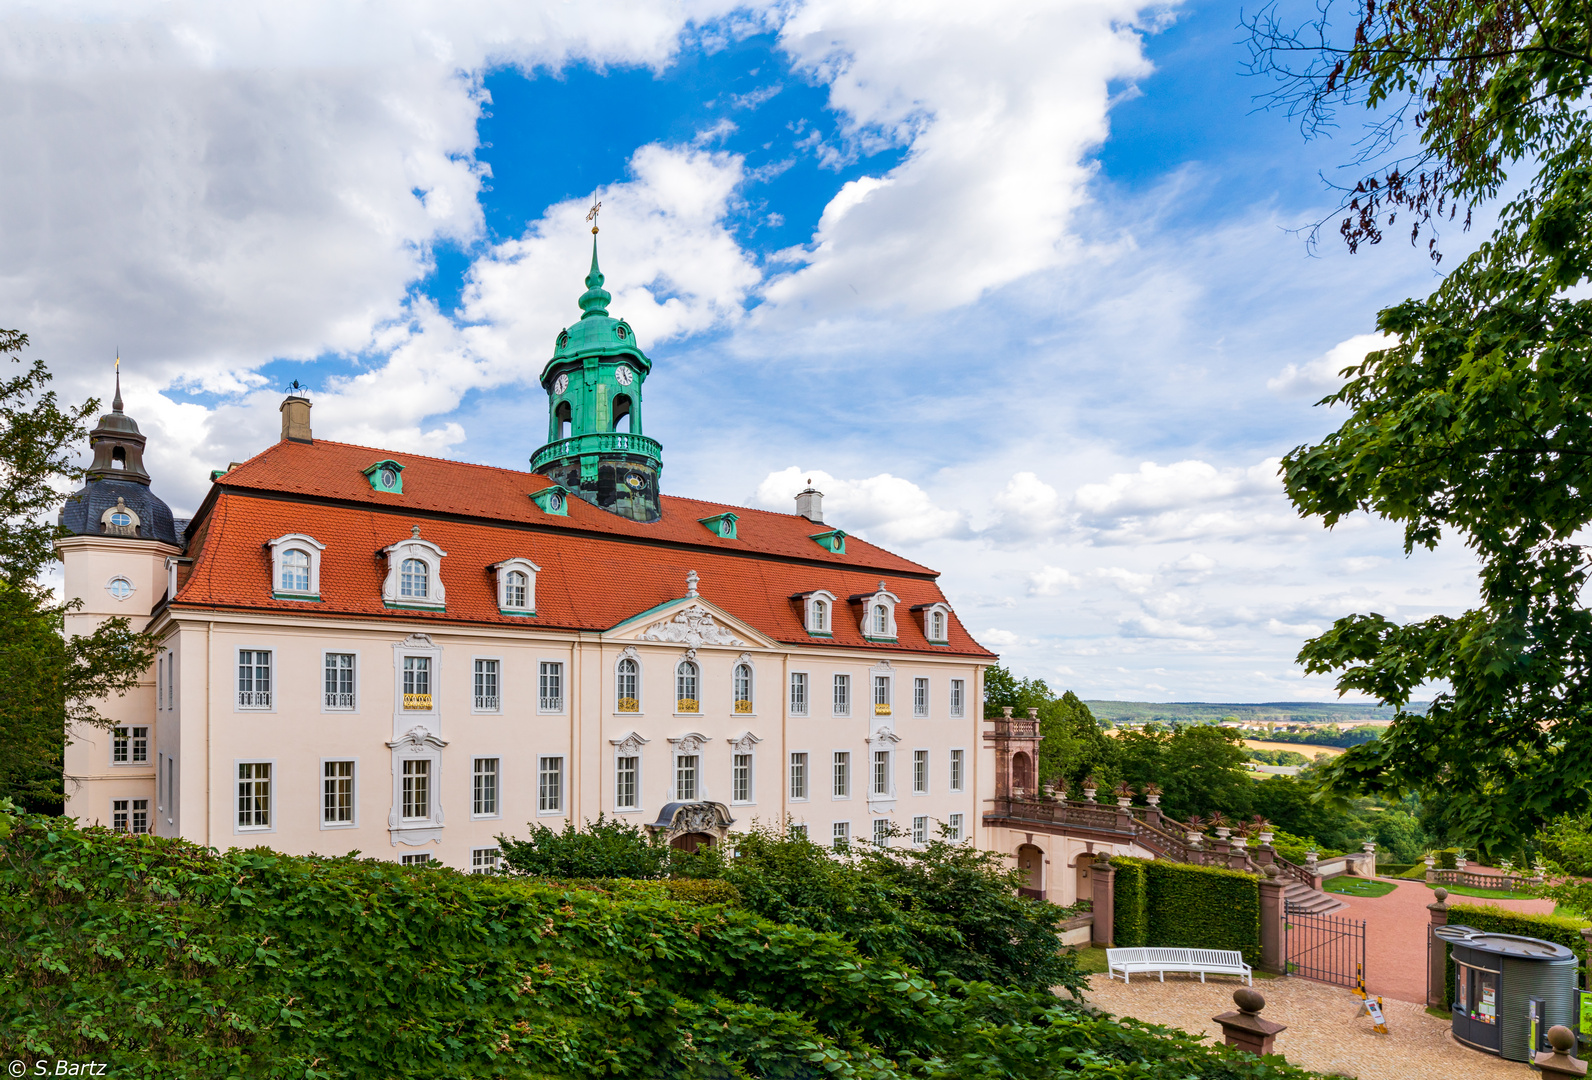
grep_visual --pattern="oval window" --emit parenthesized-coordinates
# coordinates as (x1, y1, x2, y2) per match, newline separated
(110, 511, 132, 528)
(107, 577, 134, 600)
(380, 468, 398, 488)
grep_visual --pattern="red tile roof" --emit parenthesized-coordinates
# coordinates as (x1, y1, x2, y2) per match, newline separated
(173, 442, 993, 658)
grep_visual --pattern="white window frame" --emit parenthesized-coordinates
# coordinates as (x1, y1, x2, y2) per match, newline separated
(615, 650, 643, 715)
(871, 749, 892, 797)
(872, 818, 891, 847)
(832, 820, 851, 850)
(165, 647, 175, 711)
(800, 589, 837, 636)
(472, 756, 501, 819)
(788, 751, 809, 801)
(322, 650, 359, 713)
(320, 757, 358, 829)
(832, 673, 851, 718)
(400, 853, 433, 866)
(917, 602, 952, 644)
(832, 751, 850, 800)
(491, 557, 540, 615)
(732, 658, 755, 715)
(727, 732, 760, 806)
(234, 759, 276, 834)
(948, 813, 965, 841)
(386, 726, 446, 845)
(235, 649, 274, 712)
(537, 659, 565, 714)
(675, 659, 701, 715)
(267, 533, 324, 600)
(111, 725, 149, 766)
(790, 823, 809, 840)
(380, 535, 447, 611)
(538, 755, 565, 815)
(912, 815, 928, 845)
(401, 758, 434, 821)
(857, 587, 901, 642)
(789, 671, 809, 717)
(471, 847, 502, 874)
(392, 636, 442, 720)
(473, 657, 503, 713)
(949, 748, 966, 793)
(731, 753, 753, 804)
(610, 732, 648, 813)
(872, 674, 892, 717)
(111, 797, 151, 835)
(913, 677, 929, 718)
(912, 748, 929, 795)
(669, 733, 710, 802)
(157, 654, 164, 711)
(950, 678, 965, 718)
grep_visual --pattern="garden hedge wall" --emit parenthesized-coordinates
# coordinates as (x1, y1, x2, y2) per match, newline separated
(1111, 857, 1262, 964)
(1441, 903, 1591, 1007)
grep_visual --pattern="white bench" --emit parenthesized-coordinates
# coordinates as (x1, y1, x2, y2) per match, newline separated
(1106, 947, 1252, 986)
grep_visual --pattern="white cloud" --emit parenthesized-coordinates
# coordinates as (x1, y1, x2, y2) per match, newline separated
(1119, 615, 1214, 640)
(1071, 458, 1299, 544)
(1028, 565, 1079, 595)
(1266, 617, 1324, 638)
(981, 628, 1022, 646)
(1092, 566, 1154, 594)
(761, 0, 1158, 316)
(753, 466, 967, 545)
(1268, 332, 1394, 397)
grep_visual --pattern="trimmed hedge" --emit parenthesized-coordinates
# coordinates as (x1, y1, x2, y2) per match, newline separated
(1377, 862, 1415, 877)
(1397, 863, 1432, 879)
(1440, 903, 1591, 1008)
(1112, 857, 1262, 964)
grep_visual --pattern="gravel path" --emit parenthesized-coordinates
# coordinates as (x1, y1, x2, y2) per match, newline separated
(1086, 972, 1530, 1079)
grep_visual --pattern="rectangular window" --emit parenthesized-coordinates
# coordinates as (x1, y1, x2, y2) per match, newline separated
(402, 656, 431, 710)
(616, 755, 639, 810)
(913, 749, 928, 794)
(112, 799, 128, 832)
(400, 853, 432, 866)
(873, 676, 890, 716)
(949, 749, 965, 793)
(912, 815, 928, 845)
(166, 651, 175, 710)
(948, 813, 964, 841)
(789, 672, 808, 716)
(112, 725, 149, 764)
(913, 678, 929, 718)
(675, 754, 699, 801)
(790, 823, 809, 840)
(473, 659, 500, 711)
(538, 661, 563, 712)
(872, 750, 890, 796)
(237, 762, 271, 829)
(323, 760, 355, 824)
(131, 798, 149, 834)
(471, 848, 501, 875)
(832, 821, 850, 850)
(539, 756, 564, 813)
(402, 759, 430, 819)
(833, 674, 850, 717)
(164, 757, 173, 816)
(112, 800, 148, 833)
(873, 819, 890, 847)
(732, 753, 752, 803)
(950, 679, 965, 718)
(324, 653, 356, 710)
(157, 656, 164, 711)
(237, 650, 272, 709)
(473, 757, 499, 816)
(789, 752, 808, 800)
(832, 751, 850, 798)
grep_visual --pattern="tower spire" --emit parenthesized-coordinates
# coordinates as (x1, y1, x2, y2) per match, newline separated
(113, 352, 123, 412)
(577, 206, 611, 319)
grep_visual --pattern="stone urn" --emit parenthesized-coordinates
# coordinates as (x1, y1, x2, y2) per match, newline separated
(1423, 854, 1436, 870)
(1116, 796, 1133, 808)
(1146, 793, 1161, 807)
(1305, 850, 1318, 869)
(1231, 834, 1248, 851)
(1186, 829, 1205, 845)
(1214, 826, 1231, 840)
(1258, 830, 1274, 846)
(1082, 786, 1098, 803)
(1362, 840, 1377, 855)
(1455, 854, 1469, 870)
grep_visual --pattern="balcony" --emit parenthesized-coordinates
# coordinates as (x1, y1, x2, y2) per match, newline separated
(734, 699, 753, 714)
(874, 703, 891, 716)
(616, 697, 639, 713)
(537, 697, 561, 712)
(676, 698, 699, 713)
(529, 432, 663, 473)
(238, 691, 272, 709)
(403, 693, 433, 711)
(476, 696, 501, 711)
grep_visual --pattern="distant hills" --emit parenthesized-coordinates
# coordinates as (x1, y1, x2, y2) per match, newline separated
(1082, 700, 1429, 726)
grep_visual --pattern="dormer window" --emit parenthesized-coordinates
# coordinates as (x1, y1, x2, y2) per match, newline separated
(267, 534, 325, 601)
(913, 602, 953, 645)
(362, 459, 405, 495)
(794, 589, 837, 637)
(381, 529, 446, 611)
(699, 512, 738, 539)
(852, 584, 900, 643)
(490, 558, 540, 616)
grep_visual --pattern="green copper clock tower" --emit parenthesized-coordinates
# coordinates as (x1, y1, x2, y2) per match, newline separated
(530, 228, 662, 522)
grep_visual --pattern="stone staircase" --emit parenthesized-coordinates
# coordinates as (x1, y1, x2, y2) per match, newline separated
(1283, 878, 1346, 915)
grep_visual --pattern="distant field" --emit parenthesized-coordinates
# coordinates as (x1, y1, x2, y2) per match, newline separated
(1084, 700, 1424, 726)
(1243, 738, 1344, 758)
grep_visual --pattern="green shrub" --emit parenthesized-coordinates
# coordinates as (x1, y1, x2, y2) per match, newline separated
(1111, 857, 1149, 947)
(1269, 828, 1344, 864)
(661, 877, 742, 906)
(1112, 857, 1262, 964)
(1438, 847, 1460, 869)
(1377, 862, 1415, 876)
(498, 814, 670, 878)
(1441, 903, 1591, 1007)
(1398, 862, 1433, 879)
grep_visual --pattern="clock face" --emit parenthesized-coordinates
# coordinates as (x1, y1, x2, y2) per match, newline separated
(614, 365, 633, 386)
(553, 374, 569, 395)
(624, 472, 646, 492)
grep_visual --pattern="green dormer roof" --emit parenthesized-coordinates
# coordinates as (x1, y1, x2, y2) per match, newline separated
(539, 235, 652, 385)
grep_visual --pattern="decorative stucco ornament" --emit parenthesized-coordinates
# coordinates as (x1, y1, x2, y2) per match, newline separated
(641, 605, 746, 647)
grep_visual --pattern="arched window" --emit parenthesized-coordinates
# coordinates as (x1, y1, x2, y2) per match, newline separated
(556, 400, 572, 440)
(280, 549, 310, 593)
(400, 558, 429, 599)
(504, 571, 527, 609)
(112, 446, 126, 469)
(931, 611, 945, 640)
(813, 599, 828, 632)
(613, 394, 632, 434)
(110, 510, 132, 528)
(676, 661, 699, 713)
(873, 605, 888, 636)
(1012, 752, 1033, 795)
(733, 664, 753, 713)
(616, 658, 640, 713)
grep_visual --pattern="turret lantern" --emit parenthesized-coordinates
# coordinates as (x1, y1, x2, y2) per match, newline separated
(529, 217, 662, 523)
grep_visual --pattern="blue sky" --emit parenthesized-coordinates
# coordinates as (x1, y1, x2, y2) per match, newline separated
(3, 0, 1480, 701)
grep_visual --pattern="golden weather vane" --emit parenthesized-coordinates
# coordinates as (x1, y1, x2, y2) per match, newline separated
(586, 200, 602, 234)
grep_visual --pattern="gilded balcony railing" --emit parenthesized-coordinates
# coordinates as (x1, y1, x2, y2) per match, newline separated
(616, 697, 639, 713)
(403, 692, 432, 710)
(735, 699, 753, 713)
(875, 703, 891, 716)
(677, 698, 699, 713)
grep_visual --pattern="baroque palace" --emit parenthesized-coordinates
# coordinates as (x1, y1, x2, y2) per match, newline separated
(57, 236, 1005, 874)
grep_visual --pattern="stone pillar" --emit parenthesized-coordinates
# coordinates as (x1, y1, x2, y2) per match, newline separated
(1145, 805, 1162, 830)
(1115, 805, 1133, 832)
(1427, 887, 1450, 1009)
(1258, 867, 1287, 975)
(1536, 1027, 1589, 1079)
(1212, 988, 1287, 1056)
(1253, 845, 1275, 867)
(1091, 855, 1116, 948)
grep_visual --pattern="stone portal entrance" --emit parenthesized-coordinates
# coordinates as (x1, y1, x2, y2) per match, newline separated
(646, 801, 735, 849)
(670, 832, 715, 852)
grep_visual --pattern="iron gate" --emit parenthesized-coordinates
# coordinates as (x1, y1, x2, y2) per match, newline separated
(1284, 902, 1366, 987)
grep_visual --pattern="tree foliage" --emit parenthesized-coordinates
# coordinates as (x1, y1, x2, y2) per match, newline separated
(1248, 2, 1592, 852)
(1113, 724, 1255, 821)
(982, 667, 1114, 791)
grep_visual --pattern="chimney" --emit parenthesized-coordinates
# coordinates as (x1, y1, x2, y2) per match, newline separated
(795, 480, 824, 523)
(280, 395, 313, 444)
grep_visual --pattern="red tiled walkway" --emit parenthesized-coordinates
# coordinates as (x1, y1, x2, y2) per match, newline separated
(1323, 879, 1555, 1004)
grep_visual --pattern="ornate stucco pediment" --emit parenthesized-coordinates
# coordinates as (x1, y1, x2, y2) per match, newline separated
(727, 731, 762, 752)
(669, 731, 710, 754)
(387, 726, 449, 753)
(640, 604, 747, 648)
(866, 727, 902, 745)
(610, 731, 650, 754)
